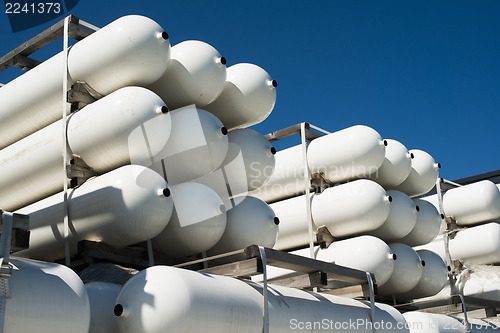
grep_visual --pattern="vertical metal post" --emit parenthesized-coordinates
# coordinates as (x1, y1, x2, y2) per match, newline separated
(0, 212, 14, 333)
(300, 123, 315, 259)
(62, 16, 71, 267)
(258, 246, 269, 333)
(366, 272, 376, 333)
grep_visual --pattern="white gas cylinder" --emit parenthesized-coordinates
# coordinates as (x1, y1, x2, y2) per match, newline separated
(206, 196, 279, 257)
(4, 257, 90, 333)
(271, 179, 391, 250)
(307, 125, 386, 184)
(367, 190, 418, 242)
(193, 128, 276, 206)
(16, 165, 173, 261)
(394, 149, 440, 197)
(0, 86, 170, 211)
(149, 106, 229, 185)
(398, 250, 448, 300)
(369, 139, 412, 188)
(400, 199, 442, 247)
(148, 40, 226, 109)
(152, 182, 227, 258)
(443, 180, 500, 225)
(378, 243, 424, 295)
(0, 15, 171, 149)
(114, 265, 409, 333)
(204, 63, 277, 130)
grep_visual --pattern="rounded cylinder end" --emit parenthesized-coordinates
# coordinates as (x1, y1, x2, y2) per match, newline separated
(273, 217, 280, 225)
(221, 127, 228, 136)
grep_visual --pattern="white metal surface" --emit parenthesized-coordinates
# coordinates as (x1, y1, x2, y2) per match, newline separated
(0, 15, 170, 149)
(250, 144, 308, 203)
(394, 149, 440, 197)
(399, 199, 442, 247)
(0, 86, 170, 211)
(149, 106, 229, 185)
(443, 180, 500, 225)
(271, 179, 391, 250)
(378, 243, 424, 295)
(307, 125, 386, 184)
(398, 250, 448, 300)
(369, 139, 412, 188)
(4, 257, 90, 333)
(147, 40, 226, 109)
(367, 190, 418, 242)
(206, 196, 279, 257)
(86, 282, 121, 333)
(311, 179, 391, 238)
(152, 182, 227, 258)
(417, 223, 500, 265)
(16, 165, 173, 261)
(205, 63, 277, 130)
(255, 236, 395, 286)
(114, 265, 409, 333)
(194, 128, 276, 206)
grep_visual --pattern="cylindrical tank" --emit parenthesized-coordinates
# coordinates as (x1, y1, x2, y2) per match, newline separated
(149, 106, 228, 185)
(311, 179, 391, 238)
(194, 128, 276, 206)
(147, 40, 226, 109)
(397, 250, 448, 300)
(204, 63, 277, 130)
(367, 190, 418, 242)
(86, 282, 121, 333)
(400, 199, 442, 247)
(250, 145, 309, 203)
(16, 165, 174, 261)
(114, 265, 409, 333)
(417, 223, 500, 265)
(369, 139, 412, 188)
(378, 243, 424, 296)
(394, 149, 440, 197)
(152, 182, 227, 258)
(316, 236, 395, 286)
(206, 196, 279, 257)
(307, 125, 386, 184)
(403, 312, 500, 333)
(254, 236, 395, 287)
(4, 257, 90, 333)
(0, 15, 171, 149)
(271, 179, 391, 250)
(448, 222, 500, 264)
(0, 86, 171, 211)
(443, 180, 500, 225)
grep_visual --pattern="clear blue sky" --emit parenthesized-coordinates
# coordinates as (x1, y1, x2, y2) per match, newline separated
(1, 0, 499, 181)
